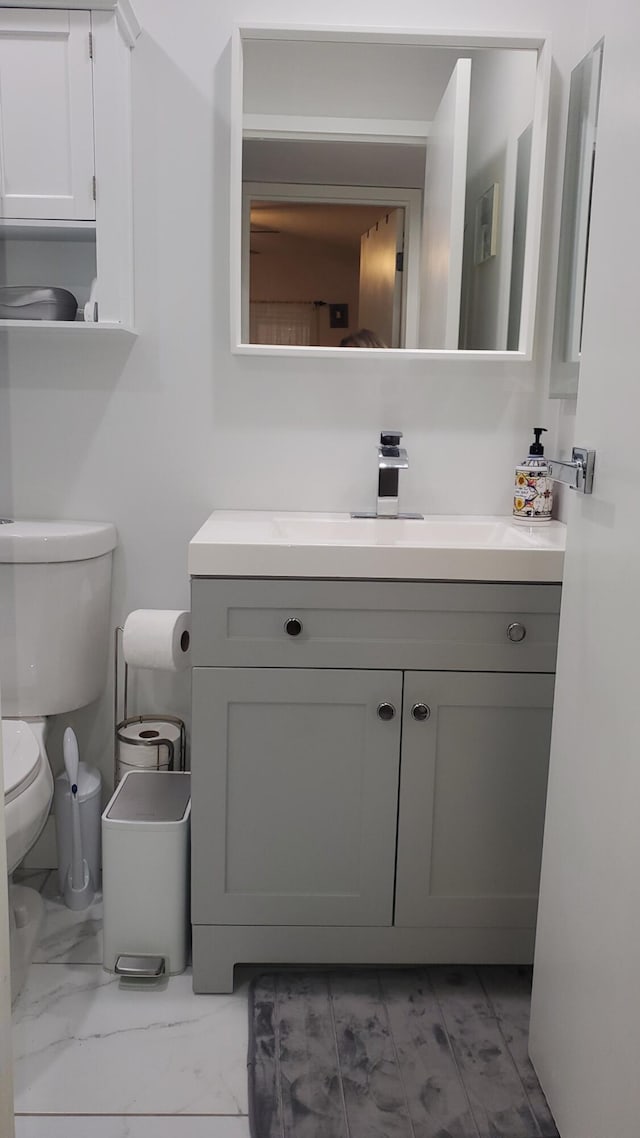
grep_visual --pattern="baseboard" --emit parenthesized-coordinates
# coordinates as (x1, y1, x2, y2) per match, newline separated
(192, 923, 537, 994)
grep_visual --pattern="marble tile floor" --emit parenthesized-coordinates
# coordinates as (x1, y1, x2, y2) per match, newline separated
(11, 870, 251, 1137)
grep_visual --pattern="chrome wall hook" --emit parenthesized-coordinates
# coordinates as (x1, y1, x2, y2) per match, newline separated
(547, 447, 596, 494)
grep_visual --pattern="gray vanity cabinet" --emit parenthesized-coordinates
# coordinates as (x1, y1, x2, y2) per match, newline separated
(190, 577, 561, 992)
(395, 671, 554, 930)
(191, 666, 402, 927)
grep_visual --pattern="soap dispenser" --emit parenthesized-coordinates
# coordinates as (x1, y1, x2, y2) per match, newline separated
(513, 427, 553, 524)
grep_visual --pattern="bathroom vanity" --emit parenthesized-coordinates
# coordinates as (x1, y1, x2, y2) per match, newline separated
(189, 512, 565, 992)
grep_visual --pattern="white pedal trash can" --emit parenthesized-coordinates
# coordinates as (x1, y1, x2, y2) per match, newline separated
(102, 770, 191, 978)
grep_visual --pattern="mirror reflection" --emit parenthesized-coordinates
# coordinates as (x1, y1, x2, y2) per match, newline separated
(550, 39, 604, 397)
(238, 33, 544, 352)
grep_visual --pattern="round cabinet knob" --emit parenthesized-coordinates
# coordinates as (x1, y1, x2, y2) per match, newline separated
(507, 621, 527, 643)
(377, 702, 396, 721)
(411, 703, 431, 722)
(284, 617, 303, 637)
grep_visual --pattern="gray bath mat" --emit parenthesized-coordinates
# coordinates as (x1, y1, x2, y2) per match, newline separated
(248, 966, 558, 1138)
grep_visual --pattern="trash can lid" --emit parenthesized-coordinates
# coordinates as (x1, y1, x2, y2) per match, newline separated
(106, 771, 190, 823)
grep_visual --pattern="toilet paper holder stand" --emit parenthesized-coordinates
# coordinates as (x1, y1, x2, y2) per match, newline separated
(113, 626, 186, 786)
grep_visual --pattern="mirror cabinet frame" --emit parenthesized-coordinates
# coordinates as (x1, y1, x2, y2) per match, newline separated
(230, 24, 551, 362)
(549, 38, 604, 398)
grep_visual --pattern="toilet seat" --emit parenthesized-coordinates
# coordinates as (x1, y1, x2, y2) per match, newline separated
(4, 717, 53, 877)
(3, 719, 42, 804)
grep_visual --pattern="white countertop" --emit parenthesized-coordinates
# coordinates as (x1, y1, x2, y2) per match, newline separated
(188, 511, 566, 582)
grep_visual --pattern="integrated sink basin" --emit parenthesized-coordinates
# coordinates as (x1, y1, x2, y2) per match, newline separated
(272, 514, 557, 547)
(189, 511, 566, 581)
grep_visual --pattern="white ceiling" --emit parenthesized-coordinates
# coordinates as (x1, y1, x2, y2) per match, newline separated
(250, 201, 402, 248)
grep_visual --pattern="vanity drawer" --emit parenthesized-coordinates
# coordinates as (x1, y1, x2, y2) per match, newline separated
(191, 579, 561, 672)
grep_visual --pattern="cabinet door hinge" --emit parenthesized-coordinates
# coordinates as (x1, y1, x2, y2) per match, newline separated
(89, 32, 93, 60)
(92, 175, 97, 202)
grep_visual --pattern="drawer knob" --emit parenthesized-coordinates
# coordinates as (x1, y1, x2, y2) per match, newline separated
(411, 703, 431, 722)
(284, 617, 303, 637)
(507, 621, 527, 643)
(377, 702, 396, 721)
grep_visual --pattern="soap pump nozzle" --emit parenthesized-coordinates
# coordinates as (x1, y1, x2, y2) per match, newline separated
(529, 427, 548, 455)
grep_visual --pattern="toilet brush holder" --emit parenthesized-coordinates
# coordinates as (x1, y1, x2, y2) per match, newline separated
(113, 626, 186, 787)
(54, 764, 102, 896)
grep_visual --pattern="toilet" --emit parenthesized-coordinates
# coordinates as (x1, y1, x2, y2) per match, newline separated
(0, 519, 117, 1000)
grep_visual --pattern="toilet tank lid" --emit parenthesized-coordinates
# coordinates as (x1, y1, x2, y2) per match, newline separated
(0, 520, 117, 563)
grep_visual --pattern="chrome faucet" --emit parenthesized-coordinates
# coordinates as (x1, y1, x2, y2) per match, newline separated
(351, 430, 423, 519)
(376, 430, 408, 517)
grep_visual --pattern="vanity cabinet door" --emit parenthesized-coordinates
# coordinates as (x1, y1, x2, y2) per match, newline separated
(0, 10, 95, 220)
(191, 667, 402, 927)
(394, 671, 554, 930)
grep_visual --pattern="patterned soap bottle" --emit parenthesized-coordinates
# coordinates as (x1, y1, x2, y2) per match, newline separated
(513, 427, 553, 524)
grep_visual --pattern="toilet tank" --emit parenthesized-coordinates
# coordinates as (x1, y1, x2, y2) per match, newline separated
(0, 520, 117, 717)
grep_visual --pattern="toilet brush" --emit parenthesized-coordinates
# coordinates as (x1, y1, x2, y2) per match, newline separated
(63, 727, 95, 911)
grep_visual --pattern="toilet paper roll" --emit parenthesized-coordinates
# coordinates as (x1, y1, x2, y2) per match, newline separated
(116, 719, 183, 773)
(122, 609, 191, 671)
(117, 757, 170, 777)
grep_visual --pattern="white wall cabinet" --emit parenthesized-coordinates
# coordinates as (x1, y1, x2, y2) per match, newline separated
(0, 2, 139, 329)
(0, 10, 95, 221)
(190, 577, 560, 992)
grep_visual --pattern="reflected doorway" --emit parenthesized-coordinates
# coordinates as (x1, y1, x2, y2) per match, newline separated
(243, 187, 422, 347)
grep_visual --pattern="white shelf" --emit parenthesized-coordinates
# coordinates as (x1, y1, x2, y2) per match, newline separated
(0, 319, 135, 334)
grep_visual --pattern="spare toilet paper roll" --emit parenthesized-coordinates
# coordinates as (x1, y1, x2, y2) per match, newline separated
(117, 719, 183, 771)
(122, 609, 191, 671)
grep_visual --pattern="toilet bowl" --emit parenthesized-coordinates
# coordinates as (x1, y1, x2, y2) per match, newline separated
(4, 719, 54, 1000)
(4, 719, 53, 875)
(0, 519, 117, 1001)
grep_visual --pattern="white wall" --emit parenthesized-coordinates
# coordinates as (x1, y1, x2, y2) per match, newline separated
(243, 139, 426, 190)
(250, 232, 360, 346)
(1, 0, 587, 819)
(242, 38, 460, 121)
(1, 237, 96, 309)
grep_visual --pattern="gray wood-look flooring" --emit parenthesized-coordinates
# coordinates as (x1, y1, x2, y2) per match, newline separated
(248, 966, 558, 1138)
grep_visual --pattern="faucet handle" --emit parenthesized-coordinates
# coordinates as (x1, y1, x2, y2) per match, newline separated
(380, 430, 403, 446)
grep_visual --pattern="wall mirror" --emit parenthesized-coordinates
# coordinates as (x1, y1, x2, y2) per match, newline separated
(549, 39, 604, 398)
(230, 26, 550, 359)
